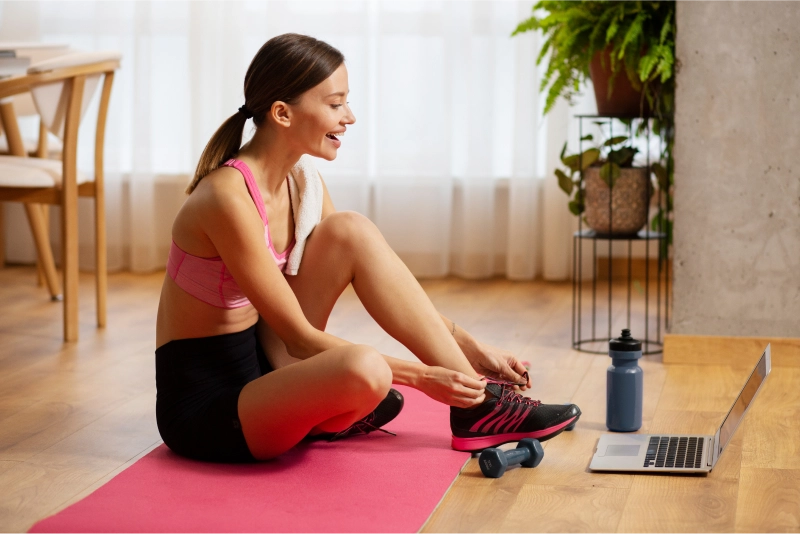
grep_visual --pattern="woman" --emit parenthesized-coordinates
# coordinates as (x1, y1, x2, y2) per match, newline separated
(155, 33, 580, 463)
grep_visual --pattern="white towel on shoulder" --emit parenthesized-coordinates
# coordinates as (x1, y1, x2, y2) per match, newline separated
(285, 155, 324, 275)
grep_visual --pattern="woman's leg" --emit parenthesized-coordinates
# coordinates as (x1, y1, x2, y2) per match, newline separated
(283, 210, 477, 378)
(240, 211, 477, 460)
(238, 343, 392, 460)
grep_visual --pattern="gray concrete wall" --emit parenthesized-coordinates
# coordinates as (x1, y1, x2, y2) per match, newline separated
(672, 1, 800, 337)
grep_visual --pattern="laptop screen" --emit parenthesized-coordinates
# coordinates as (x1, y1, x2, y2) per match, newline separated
(717, 347, 770, 456)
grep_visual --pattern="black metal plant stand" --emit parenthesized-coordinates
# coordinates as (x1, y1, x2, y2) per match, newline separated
(571, 115, 671, 355)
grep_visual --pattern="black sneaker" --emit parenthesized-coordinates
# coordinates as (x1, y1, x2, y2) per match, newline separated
(310, 388, 405, 442)
(450, 374, 581, 451)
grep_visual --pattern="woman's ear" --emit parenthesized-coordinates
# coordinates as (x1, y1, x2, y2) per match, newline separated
(270, 101, 292, 127)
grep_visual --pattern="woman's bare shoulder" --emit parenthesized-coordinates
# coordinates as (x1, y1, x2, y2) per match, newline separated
(173, 166, 258, 248)
(188, 165, 250, 211)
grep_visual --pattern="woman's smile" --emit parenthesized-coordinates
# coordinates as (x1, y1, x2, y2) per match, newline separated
(325, 130, 345, 148)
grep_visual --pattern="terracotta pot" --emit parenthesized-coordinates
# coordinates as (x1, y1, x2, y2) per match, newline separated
(589, 47, 653, 118)
(584, 166, 650, 235)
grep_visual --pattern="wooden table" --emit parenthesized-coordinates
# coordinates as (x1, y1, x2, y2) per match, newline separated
(0, 42, 69, 74)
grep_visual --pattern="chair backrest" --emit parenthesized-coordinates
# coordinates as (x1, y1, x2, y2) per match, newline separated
(29, 51, 122, 140)
(0, 51, 121, 184)
(0, 43, 72, 119)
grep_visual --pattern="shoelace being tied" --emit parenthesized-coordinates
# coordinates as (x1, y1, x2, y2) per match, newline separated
(483, 372, 542, 408)
(328, 412, 397, 442)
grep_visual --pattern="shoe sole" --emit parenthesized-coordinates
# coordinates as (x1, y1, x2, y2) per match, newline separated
(450, 414, 579, 452)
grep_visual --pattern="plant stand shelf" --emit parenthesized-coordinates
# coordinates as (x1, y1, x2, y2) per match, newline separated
(571, 115, 671, 355)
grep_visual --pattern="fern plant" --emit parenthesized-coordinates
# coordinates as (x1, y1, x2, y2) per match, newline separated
(512, 1, 676, 119)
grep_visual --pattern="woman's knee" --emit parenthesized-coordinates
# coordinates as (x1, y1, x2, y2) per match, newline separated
(316, 211, 379, 253)
(338, 344, 392, 402)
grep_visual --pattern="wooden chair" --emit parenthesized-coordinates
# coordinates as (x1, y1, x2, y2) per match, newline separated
(0, 92, 66, 285)
(0, 51, 120, 341)
(0, 44, 70, 268)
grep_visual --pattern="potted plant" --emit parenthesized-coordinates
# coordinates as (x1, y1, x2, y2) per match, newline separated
(556, 127, 651, 235)
(512, 1, 676, 119)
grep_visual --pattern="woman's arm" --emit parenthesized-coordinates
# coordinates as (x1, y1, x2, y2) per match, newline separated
(385, 353, 485, 407)
(200, 172, 348, 360)
(439, 312, 480, 359)
(438, 312, 531, 389)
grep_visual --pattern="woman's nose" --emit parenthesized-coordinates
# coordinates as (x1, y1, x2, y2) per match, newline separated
(345, 105, 356, 125)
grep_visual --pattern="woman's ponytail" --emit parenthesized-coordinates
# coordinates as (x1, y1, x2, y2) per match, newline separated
(185, 110, 249, 194)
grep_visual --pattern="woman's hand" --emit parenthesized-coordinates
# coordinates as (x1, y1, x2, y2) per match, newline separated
(415, 366, 486, 408)
(464, 340, 532, 391)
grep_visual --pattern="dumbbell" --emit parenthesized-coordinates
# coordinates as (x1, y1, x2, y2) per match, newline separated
(479, 438, 544, 478)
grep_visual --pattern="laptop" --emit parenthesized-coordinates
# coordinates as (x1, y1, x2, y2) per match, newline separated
(589, 344, 771, 474)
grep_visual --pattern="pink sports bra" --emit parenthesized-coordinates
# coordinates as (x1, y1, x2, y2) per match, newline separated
(167, 159, 296, 309)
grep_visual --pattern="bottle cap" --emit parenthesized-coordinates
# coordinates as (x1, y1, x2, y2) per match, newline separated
(609, 328, 642, 352)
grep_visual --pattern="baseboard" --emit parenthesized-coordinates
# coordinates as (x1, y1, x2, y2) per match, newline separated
(663, 333, 800, 367)
(597, 258, 672, 280)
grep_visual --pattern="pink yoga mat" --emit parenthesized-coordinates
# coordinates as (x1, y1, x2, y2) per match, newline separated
(30, 385, 469, 533)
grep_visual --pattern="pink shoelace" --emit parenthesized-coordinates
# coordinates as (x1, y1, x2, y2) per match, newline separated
(482, 372, 542, 408)
(328, 412, 397, 442)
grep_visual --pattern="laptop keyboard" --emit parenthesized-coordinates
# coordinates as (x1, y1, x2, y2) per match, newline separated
(644, 436, 705, 468)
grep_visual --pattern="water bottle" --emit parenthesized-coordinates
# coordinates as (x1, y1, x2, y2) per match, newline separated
(606, 328, 643, 432)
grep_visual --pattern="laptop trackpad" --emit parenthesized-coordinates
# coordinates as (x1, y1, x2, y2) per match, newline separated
(605, 445, 641, 456)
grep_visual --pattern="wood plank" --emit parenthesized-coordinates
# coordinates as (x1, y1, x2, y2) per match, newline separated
(457, 279, 570, 353)
(0, 391, 161, 532)
(0, 267, 161, 532)
(421, 475, 520, 533)
(664, 333, 800, 367)
(424, 481, 630, 533)
(500, 484, 630, 533)
(2, 266, 798, 533)
(0, 352, 155, 462)
(735, 467, 800, 532)
(617, 410, 743, 533)
(597, 257, 672, 281)
(534, 279, 667, 353)
(740, 367, 800, 471)
(656, 364, 753, 413)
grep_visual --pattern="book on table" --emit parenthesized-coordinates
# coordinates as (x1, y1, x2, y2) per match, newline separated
(0, 56, 31, 76)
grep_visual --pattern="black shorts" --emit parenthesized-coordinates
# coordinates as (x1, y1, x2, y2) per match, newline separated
(155, 325, 273, 463)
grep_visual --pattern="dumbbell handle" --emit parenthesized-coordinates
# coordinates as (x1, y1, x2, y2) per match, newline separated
(503, 448, 530, 466)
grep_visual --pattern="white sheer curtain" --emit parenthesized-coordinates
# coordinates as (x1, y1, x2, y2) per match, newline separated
(0, 0, 593, 281)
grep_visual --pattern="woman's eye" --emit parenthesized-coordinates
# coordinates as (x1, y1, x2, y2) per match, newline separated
(331, 102, 349, 109)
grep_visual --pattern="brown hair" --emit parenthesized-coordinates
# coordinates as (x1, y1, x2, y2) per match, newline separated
(186, 33, 345, 193)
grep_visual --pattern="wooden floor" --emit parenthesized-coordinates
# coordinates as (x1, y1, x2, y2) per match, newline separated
(0, 266, 798, 532)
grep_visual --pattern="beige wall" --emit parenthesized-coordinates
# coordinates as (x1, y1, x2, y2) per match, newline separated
(672, 1, 800, 337)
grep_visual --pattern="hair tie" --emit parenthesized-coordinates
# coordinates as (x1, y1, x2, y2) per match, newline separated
(238, 105, 254, 119)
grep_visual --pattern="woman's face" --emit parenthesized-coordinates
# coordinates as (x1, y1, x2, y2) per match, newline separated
(288, 63, 356, 160)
